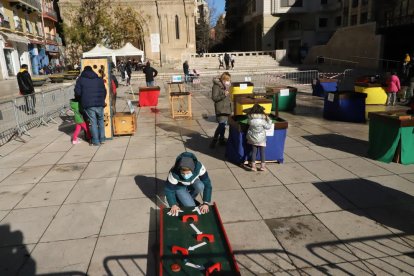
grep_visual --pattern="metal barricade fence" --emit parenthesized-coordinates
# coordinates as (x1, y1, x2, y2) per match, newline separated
(0, 85, 74, 147)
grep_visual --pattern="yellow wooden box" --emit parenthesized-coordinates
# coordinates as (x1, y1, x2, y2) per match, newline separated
(354, 85, 387, 105)
(112, 112, 137, 136)
(230, 82, 254, 100)
(234, 96, 272, 115)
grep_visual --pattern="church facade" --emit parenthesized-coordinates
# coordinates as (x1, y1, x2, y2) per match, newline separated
(58, 0, 197, 66)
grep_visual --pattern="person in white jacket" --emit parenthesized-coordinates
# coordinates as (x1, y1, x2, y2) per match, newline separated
(246, 104, 273, 171)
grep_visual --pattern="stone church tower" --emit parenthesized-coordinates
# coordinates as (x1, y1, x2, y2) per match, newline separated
(58, 0, 197, 66)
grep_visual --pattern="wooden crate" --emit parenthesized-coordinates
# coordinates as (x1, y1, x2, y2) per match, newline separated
(112, 112, 137, 136)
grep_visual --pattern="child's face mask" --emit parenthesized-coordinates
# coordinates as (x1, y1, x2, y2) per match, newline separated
(181, 171, 193, 180)
(224, 81, 231, 86)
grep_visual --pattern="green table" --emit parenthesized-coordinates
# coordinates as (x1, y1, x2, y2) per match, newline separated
(266, 86, 297, 111)
(368, 111, 414, 164)
(159, 204, 240, 275)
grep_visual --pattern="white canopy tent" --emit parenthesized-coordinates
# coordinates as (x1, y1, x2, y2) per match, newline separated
(82, 44, 116, 63)
(113, 42, 145, 62)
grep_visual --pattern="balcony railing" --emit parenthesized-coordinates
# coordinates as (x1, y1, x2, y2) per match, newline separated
(43, 7, 58, 21)
(14, 24, 24, 32)
(0, 20, 11, 29)
(9, 0, 42, 12)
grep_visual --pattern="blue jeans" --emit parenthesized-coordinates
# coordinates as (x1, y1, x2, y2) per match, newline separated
(84, 107, 105, 145)
(175, 179, 204, 207)
(146, 81, 155, 87)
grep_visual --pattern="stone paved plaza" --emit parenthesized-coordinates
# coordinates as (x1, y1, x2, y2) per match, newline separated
(0, 79, 414, 275)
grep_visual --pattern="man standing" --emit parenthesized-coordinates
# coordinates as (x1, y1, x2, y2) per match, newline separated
(224, 53, 230, 70)
(74, 66, 107, 146)
(143, 61, 158, 87)
(183, 60, 190, 83)
(17, 64, 36, 114)
(125, 59, 132, 85)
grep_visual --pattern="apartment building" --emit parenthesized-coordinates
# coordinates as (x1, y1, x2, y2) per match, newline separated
(225, 0, 341, 62)
(0, 0, 62, 80)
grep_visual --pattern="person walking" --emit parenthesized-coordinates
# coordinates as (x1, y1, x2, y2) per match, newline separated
(218, 55, 224, 69)
(224, 53, 230, 70)
(74, 66, 107, 146)
(17, 64, 36, 114)
(230, 54, 235, 70)
(165, 152, 212, 216)
(119, 60, 126, 81)
(246, 104, 273, 171)
(125, 59, 132, 86)
(183, 60, 190, 83)
(210, 72, 232, 148)
(386, 71, 401, 106)
(143, 61, 158, 87)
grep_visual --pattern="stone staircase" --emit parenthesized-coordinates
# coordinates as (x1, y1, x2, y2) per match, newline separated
(187, 54, 280, 70)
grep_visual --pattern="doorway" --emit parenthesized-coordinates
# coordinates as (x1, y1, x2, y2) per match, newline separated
(3, 49, 15, 76)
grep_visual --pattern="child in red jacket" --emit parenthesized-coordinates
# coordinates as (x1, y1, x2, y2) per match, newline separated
(386, 72, 401, 106)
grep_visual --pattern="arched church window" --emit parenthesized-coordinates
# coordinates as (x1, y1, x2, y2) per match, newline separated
(175, 15, 180, 39)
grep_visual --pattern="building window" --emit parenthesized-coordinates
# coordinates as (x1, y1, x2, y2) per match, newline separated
(280, 0, 303, 8)
(335, 16, 342, 26)
(360, 12, 368, 24)
(352, 0, 358, 8)
(13, 11, 22, 31)
(175, 15, 180, 39)
(351, 14, 358, 25)
(321, 0, 328, 5)
(319, 18, 328, 28)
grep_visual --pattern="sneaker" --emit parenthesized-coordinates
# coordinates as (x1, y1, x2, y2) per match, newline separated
(100, 141, 106, 145)
(72, 139, 81, 145)
(251, 164, 257, 172)
(259, 163, 266, 171)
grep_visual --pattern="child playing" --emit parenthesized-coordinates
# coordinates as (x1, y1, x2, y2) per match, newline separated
(70, 99, 91, 145)
(386, 71, 401, 106)
(246, 104, 273, 171)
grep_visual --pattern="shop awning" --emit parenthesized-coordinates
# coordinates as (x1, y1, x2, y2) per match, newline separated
(0, 32, 30, 44)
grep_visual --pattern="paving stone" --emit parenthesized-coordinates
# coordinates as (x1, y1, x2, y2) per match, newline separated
(65, 178, 116, 204)
(88, 232, 156, 275)
(156, 143, 186, 158)
(268, 163, 319, 184)
(41, 201, 108, 242)
(284, 136, 305, 148)
(112, 175, 156, 200)
(225, 220, 296, 274)
(92, 146, 127, 161)
(229, 165, 282, 188)
(120, 158, 156, 176)
(41, 140, 73, 153)
(41, 163, 87, 182)
(300, 261, 376, 275)
(156, 156, 174, 173)
(58, 146, 99, 164)
(363, 255, 414, 275)
(16, 181, 76, 208)
(0, 184, 34, 210)
(19, 238, 96, 275)
(333, 157, 393, 178)
(81, 160, 122, 179)
(365, 158, 414, 174)
(0, 243, 35, 276)
(0, 206, 59, 245)
(316, 210, 413, 259)
(124, 144, 155, 159)
(208, 168, 242, 191)
(100, 198, 156, 236)
(0, 167, 17, 182)
(301, 160, 357, 181)
(400, 173, 414, 183)
(308, 145, 358, 159)
(22, 152, 66, 167)
(213, 190, 261, 223)
(366, 175, 414, 198)
(246, 186, 310, 219)
(285, 147, 326, 162)
(286, 182, 355, 213)
(0, 210, 8, 221)
(266, 215, 358, 268)
(0, 165, 52, 186)
(134, 126, 156, 137)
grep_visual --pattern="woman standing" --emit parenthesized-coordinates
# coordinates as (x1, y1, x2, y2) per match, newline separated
(210, 72, 232, 148)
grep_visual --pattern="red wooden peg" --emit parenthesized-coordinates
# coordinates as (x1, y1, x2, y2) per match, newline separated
(182, 214, 198, 223)
(206, 263, 221, 275)
(171, 245, 189, 256)
(196, 234, 215, 243)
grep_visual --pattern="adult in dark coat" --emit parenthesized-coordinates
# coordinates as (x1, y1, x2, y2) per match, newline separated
(183, 60, 190, 83)
(224, 53, 230, 70)
(17, 64, 36, 114)
(143, 61, 158, 87)
(74, 66, 107, 146)
(210, 72, 232, 148)
(125, 59, 132, 85)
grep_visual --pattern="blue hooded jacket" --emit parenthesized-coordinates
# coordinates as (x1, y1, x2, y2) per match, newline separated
(74, 69, 106, 109)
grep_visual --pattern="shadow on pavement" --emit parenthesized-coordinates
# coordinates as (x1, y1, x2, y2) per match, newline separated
(314, 178, 414, 234)
(303, 133, 369, 157)
(103, 208, 157, 275)
(0, 224, 36, 275)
